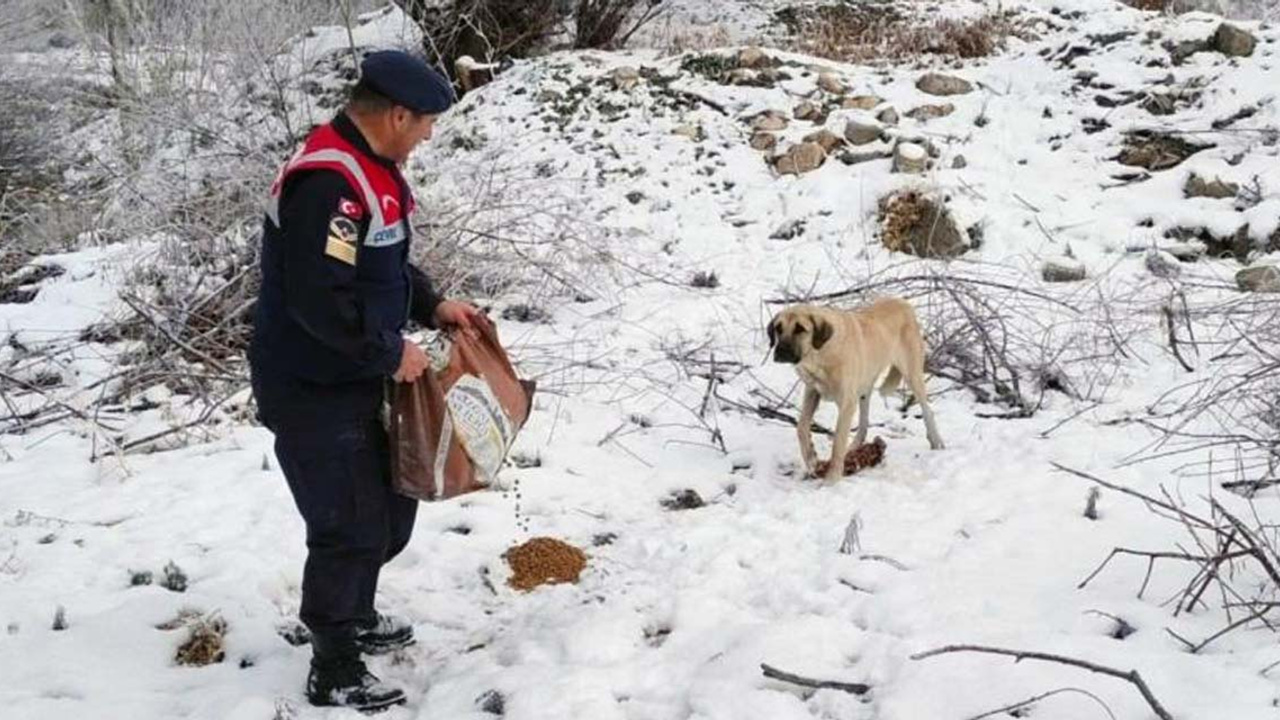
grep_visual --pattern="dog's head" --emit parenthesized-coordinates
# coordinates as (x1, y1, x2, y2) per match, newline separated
(768, 307, 834, 364)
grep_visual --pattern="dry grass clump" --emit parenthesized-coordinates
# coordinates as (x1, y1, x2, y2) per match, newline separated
(776, 4, 1027, 63)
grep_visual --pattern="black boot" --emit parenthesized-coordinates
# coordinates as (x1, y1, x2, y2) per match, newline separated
(354, 613, 415, 655)
(307, 633, 406, 712)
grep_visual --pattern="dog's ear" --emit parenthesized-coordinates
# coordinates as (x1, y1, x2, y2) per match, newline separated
(767, 317, 779, 347)
(812, 317, 834, 350)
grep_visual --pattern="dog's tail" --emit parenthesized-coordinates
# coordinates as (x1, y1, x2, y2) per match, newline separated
(880, 366, 903, 397)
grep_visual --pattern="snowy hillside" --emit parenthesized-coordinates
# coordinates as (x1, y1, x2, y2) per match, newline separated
(4, 1, 1280, 719)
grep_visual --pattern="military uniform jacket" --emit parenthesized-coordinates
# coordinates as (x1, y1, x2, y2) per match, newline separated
(250, 114, 442, 429)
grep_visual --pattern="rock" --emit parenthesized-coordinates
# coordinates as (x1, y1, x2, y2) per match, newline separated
(844, 118, 883, 145)
(661, 489, 705, 510)
(906, 103, 956, 121)
(770, 219, 807, 240)
(752, 111, 788, 132)
(672, 124, 702, 141)
(803, 129, 844, 154)
(610, 66, 641, 90)
(893, 142, 928, 174)
(750, 132, 778, 151)
(1166, 241, 1206, 262)
(726, 68, 758, 86)
(1169, 39, 1208, 65)
(536, 89, 562, 103)
(1168, 224, 1252, 261)
(1184, 173, 1238, 199)
(917, 72, 973, 96)
(758, 68, 789, 85)
(1042, 257, 1087, 282)
(737, 47, 772, 69)
(794, 101, 821, 121)
(876, 106, 900, 126)
(817, 72, 845, 94)
(842, 95, 882, 110)
(456, 55, 499, 93)
(1118, 130, 1212, 171)
(879, 192, 967, 258)
(1145, 249, 1182, 278)
(839, 148, 893, 166)
(1213, 23, 1256, 58)
(1141, 93, 1177, 116)
(774, 142, 827, 176)
(1237, 264, 1280, 293)
(900, 137, 941, 159)
(952, 155, 967, 169)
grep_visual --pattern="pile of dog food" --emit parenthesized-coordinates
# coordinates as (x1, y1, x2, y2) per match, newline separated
(504, 537, 588, 591)
(816, 437, 887, 477)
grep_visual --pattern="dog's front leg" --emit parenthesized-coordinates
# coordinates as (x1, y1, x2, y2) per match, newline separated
(853, 393, 871, 447)
(824, 396, 856, 482)
(797, 387, 820, 473)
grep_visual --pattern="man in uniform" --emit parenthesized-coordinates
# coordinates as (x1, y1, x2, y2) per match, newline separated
(250, 49, 482, 711)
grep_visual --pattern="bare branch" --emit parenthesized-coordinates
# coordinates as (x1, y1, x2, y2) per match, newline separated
(910, 645, 1173, 720)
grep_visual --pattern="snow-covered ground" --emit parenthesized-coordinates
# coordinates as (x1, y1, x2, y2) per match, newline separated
(4, 1, 1280, 718)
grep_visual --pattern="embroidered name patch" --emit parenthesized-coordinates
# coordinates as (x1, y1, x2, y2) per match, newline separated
(364, 221, 407, 248)
(324, 215, 359, 265)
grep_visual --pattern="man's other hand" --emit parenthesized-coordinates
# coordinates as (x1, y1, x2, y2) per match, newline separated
(433, 299, 485, 333)
(393, 339, 429, 383)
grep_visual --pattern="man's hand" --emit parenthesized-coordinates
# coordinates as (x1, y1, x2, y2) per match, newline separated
(433, 299, 485, 332)
(393, 339, 429, 383)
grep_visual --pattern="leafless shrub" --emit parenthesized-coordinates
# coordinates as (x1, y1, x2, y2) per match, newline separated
(650, 20, 731, 55)
(411, 154, 621, 304)
(396, 0, 666, 78)
(1126, 292, 1280, 485)
(0, 70, 103, 254)
(396, 0, 565, 71)
(573, 0, 666, 50)
(1061, 463, 1280, 661)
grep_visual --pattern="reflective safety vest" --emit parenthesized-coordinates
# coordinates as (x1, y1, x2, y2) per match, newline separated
(264, 122, 414, 248)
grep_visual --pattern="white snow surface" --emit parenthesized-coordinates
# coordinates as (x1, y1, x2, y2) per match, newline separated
(4, 1, 1280, 719)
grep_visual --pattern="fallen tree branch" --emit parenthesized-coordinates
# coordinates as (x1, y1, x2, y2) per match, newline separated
(910, 645, 1173, 720)
(1163, 304, 1194, 373)
(765, 274, 1080, 313)
(1050, 462, 1214, 528)
(965, 687, 1117, 720)
(760, 663, 870, 695)
(1077, 546, 1251, 594)
(714, 389, 832, 435)
(119, 293, 232, 376)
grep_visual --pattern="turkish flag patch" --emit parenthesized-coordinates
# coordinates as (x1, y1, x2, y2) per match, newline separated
(337, 197, 364, 220)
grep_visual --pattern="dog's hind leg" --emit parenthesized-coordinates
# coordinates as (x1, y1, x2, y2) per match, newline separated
(853, 393, 871, 447)
(825, 397, 857, 482)
(797, 387, 820, 473)
(907, 367, 945, 450)
(879, 366, 903, 397)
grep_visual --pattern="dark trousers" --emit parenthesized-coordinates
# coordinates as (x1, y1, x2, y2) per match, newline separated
(271, 419, 417, 663)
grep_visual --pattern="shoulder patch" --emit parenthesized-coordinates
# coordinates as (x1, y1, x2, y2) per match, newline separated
(337, 197, 365, 220)
(324, 215, 359, 266)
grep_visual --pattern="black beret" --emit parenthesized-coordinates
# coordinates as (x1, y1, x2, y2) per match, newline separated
(360, 50, 455, 114)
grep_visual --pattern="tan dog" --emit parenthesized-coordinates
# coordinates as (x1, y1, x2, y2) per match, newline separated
(768, 297, 944, 481)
